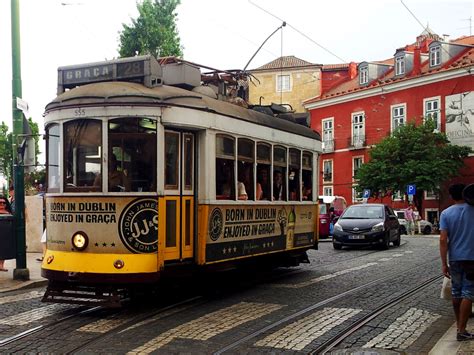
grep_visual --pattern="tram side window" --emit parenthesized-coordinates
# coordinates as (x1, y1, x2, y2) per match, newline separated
(289, 149, 301, 201)
(165, 131, 179, 190)
(106, 117, 157, 192)
(273, 146, 287, 201)
(64, 119, 102, 192)
(46, 124, 60, 193)
(238, 138, 254, 201)
(216, 135, 235, 200)
(256, 143, 271, 200)
(302, 152, 313, 200)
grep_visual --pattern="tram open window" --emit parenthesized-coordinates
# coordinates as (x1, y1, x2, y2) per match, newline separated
(165, 131, 179, 190)
(273, 145, 287, 201)
(238, 138, 254, 200)
(256, 143, 271, 200)
(216, 135, 235, 200)
(302, 151, 313, 201)
(289, 149, 301, 201)
(107, 117, 157, 192)
(64, 119, 102, 192)
(46, 124, 60, 193)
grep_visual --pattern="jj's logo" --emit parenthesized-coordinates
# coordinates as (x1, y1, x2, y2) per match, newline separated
(119, 198, 158, 253)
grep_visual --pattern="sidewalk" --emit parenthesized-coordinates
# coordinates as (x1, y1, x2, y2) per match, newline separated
(0, 252, 48, 293)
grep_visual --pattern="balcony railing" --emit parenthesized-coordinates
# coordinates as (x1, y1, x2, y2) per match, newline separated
(322, 139, 334, 153)
(323, 172, 332, 182)
(348, 135, 366, 149)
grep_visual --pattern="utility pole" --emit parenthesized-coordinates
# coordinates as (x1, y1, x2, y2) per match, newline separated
(11, 0, 29, 281)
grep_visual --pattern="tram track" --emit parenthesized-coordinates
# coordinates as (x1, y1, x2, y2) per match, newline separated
(212, 255, 440, 354)
(309, 274, 443, 354)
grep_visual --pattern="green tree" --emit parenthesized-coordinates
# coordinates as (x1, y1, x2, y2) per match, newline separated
(0, 121, 13, 180)
(0, 119, 41, 190)
(118, 0, 183, 58)
(355, 119, 472, 209)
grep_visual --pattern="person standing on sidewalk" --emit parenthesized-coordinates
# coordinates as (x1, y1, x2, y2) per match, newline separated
(439, 183, 474, 341)
(404, 203, 415, 235)
(0, 196, 13, 271)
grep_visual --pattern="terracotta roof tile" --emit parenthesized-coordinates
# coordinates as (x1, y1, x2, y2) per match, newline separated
(252, 55, 319, 70)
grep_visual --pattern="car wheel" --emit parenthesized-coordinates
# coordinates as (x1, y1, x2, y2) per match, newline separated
(393, 231, 401, 247)
(400, 226, 407, 235)
(333, 243, 342, 250)
(380, 233, 390, 250)
(423, 225, 432, 235)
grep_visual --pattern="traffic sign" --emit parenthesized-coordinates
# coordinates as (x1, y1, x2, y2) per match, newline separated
(407, 184, 416, 195)
(363, 189, 371, 199)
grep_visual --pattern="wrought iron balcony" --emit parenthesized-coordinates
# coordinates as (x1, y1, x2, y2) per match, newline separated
(348, 135, 366, 149)
(322, 139, 334, 153)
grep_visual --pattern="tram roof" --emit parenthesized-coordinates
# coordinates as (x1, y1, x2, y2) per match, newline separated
(45, 82, 321, 141)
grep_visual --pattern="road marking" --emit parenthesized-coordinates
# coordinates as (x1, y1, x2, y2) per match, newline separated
(378, 258, 392, 262)
(276, 263, 378, 288)
(255, 307, 361, 351)
(77, 312, 133, 333)
(0, 290, 43, 305)
(404, 251, 414, 253)
(127, 302, 283, 353)
(392, 253, 404, 257)
(363, 307, 441, 350)
(0, 304, 65, 325)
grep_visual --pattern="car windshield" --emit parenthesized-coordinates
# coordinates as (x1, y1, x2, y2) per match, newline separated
(341, 206, 384, 219)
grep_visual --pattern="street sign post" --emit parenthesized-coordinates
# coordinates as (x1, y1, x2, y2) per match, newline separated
(407, 184, 416, 202)
(362, 189, 370, 203)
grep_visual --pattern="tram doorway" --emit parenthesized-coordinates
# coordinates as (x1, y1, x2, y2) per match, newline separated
(161, 131, 195, 262)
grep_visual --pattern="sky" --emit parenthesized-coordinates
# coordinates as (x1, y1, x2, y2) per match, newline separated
(0, 0, 472, 171)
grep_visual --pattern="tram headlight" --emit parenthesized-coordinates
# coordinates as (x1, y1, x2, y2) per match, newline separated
(72, 232, 89, 251)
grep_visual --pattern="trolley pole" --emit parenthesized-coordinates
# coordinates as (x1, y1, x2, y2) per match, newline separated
(11, 0, 29, 280)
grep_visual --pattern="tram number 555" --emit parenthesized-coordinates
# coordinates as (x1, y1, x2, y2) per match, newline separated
(74, 108, 86, 117)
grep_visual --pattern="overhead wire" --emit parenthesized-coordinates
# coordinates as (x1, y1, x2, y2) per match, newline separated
(248, 0, 347, 63)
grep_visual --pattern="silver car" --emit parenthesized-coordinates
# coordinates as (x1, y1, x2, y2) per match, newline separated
(395, 210, 433, 235)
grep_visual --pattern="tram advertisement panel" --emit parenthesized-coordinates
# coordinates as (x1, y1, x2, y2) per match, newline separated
(206, 205, 316, 262)
(46, 197, 158, 254)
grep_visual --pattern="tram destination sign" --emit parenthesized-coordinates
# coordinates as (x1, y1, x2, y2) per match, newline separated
(57, 55, 162, 94)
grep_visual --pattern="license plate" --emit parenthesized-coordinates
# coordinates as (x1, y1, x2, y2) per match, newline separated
(348, 235, 365, 240)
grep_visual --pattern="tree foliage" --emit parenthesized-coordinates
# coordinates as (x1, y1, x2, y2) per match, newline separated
(0, 119, 41, 184)
(355, 119, 472, 207)
(118, 0, 183, 58)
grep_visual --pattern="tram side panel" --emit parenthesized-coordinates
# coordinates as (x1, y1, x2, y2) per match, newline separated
(200, 204, 318, 265)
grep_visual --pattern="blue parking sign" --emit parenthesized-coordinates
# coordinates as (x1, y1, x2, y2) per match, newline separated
(363, 189, 371, 199)
(407, 184, 416, 195)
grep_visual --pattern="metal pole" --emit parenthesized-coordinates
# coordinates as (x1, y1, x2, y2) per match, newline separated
(11, 0, 29, 280)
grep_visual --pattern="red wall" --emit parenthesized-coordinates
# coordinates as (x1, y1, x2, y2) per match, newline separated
(311, 75, 474, 218)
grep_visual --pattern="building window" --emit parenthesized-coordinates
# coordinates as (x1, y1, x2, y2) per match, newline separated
(353, 156, 363, 179)
(425, 189, 439, 200)
(395, 56, 405, 75)
(276, 74, 291, 92)
(392, 190, 403, 201)
(352, 113, 365, 147)
(424, 97, 441, 131)
(323, 159, 333, 183)
(430, 45, 441, 67)
(323, 186, 333, 196)
(322, 118, 334, 152)
(391, 104, 406, 131)
(359, 66, 368, 85)
(352, 187, 363, 203)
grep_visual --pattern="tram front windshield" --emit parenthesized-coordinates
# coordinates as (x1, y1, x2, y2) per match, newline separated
(47, 117, 157, 193)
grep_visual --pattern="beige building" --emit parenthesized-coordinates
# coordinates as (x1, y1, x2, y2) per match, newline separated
(249, 56, 322, 113)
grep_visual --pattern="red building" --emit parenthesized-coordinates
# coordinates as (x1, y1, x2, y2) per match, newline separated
(304, 31, 474, 223)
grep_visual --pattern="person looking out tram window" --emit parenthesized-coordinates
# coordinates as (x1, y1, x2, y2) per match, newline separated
(273, 170, 285, 201)
(257, 167, 270, 200)
(94, 154, 131, 192)
(237, 165, 249, 201)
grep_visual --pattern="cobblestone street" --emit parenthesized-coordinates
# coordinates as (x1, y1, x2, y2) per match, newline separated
(0, 236, 465, 354)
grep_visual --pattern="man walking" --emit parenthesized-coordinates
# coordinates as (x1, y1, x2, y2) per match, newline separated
(440, 183, 474, 341)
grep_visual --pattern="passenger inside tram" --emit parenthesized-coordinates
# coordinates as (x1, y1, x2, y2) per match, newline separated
(256, 167, 270, 200)
(94, 154, 131, 192)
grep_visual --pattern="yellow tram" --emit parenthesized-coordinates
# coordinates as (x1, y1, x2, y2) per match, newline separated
(41, 56, 322, 306)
